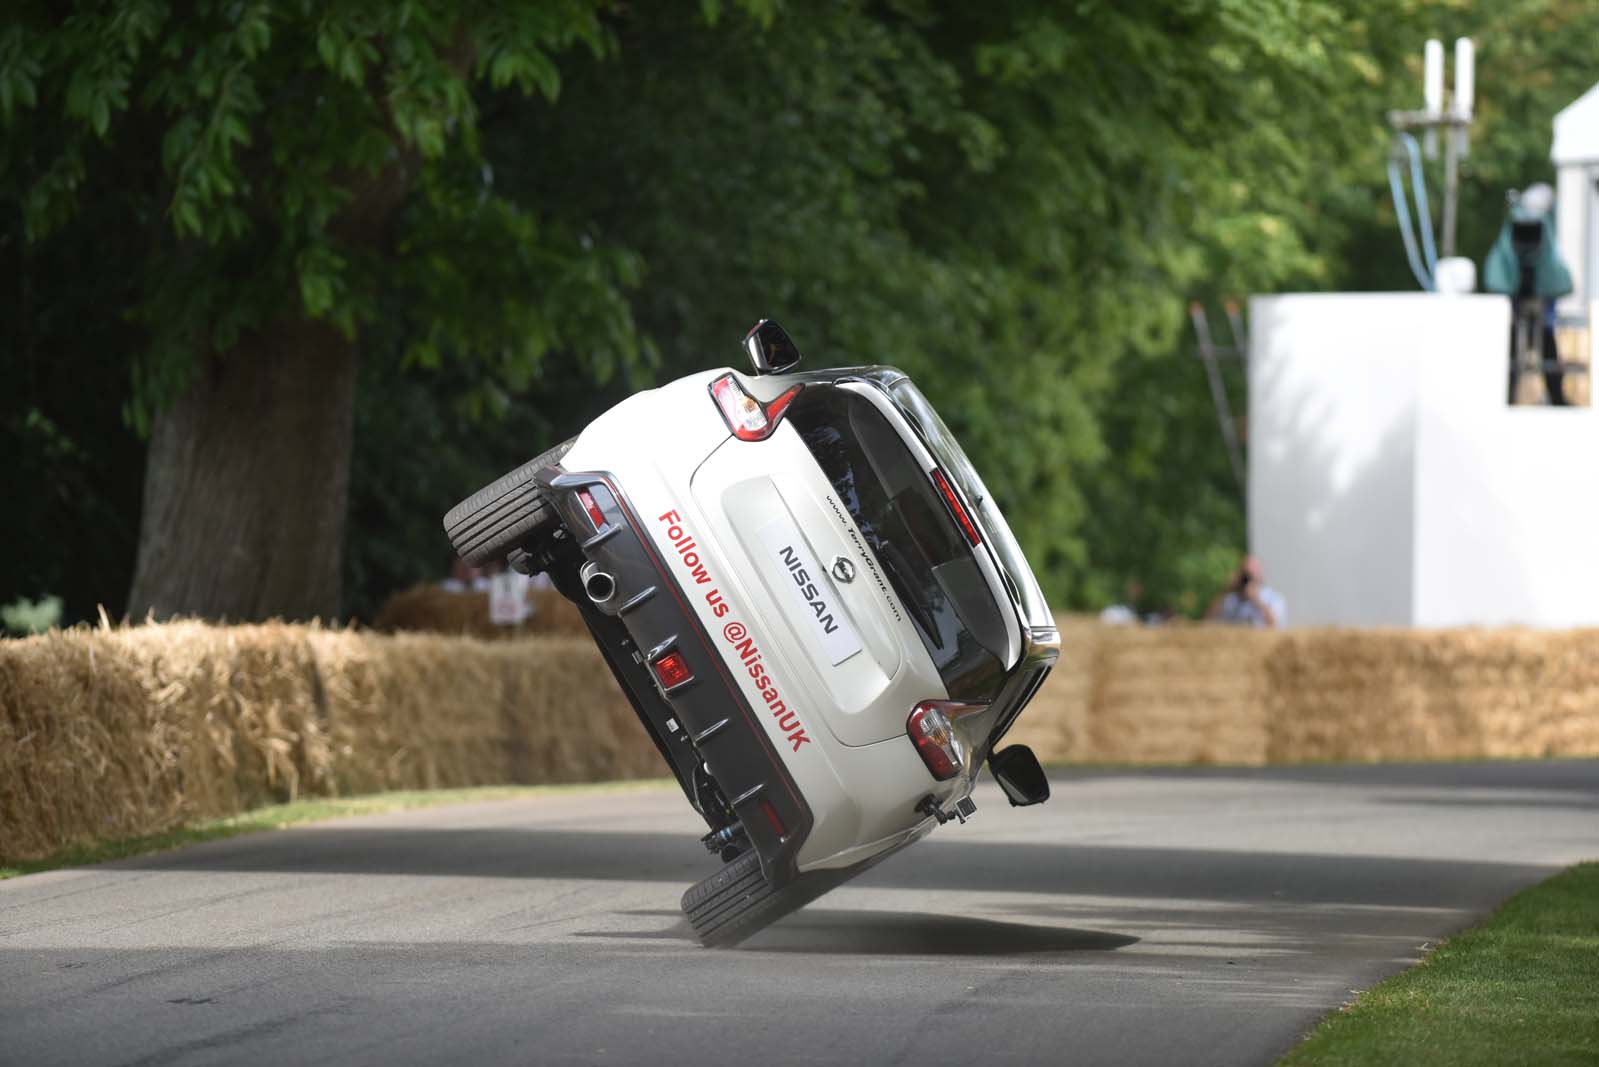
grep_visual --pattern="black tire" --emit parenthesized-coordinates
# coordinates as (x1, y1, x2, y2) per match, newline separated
(443, 438, 576, 567)
(681, 851, 840, 948)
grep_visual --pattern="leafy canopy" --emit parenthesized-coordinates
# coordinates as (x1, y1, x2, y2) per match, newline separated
(1, 0, 648, 430)
(8, 0, 1596, 620)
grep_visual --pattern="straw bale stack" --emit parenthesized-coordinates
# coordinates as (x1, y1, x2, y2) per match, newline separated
(0, 628, 173, 858)
(6, 615, 1599, 864)
(1004, 616, 1097, 762)
(1267, 628, 1599, 762)
(1554, 325, 1591, 408)
(0, 621, 654, 863)
(1087, 625, 1277, 764)
(1008, 622, 1279, 764)
(372, 583, 587, 639)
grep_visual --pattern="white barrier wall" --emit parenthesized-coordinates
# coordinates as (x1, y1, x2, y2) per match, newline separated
(1249, 293, 1599, 627)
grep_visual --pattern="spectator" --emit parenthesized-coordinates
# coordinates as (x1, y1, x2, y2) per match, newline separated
(441, 556, 489, 593)
(1099, 579, 1144, 626)
(1206, 555, 1285, 628)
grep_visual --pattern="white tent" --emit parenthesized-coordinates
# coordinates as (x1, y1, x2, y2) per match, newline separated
(1553, 83, 1599, 320)
(1554, 83, 1599, 165)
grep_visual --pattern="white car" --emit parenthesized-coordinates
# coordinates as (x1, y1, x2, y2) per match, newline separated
(444, 321, 1059, 946)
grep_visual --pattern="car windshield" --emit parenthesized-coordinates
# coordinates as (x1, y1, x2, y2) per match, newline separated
(788, 385, 1011, 702)
(883, 377, 1054, 632)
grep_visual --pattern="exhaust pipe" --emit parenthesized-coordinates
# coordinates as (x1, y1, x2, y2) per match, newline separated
(581, 563, 616, 604)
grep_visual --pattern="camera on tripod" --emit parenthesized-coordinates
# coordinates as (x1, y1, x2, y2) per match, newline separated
(1484, 183, 1575, 405)
(1510, 219, 1546, 300)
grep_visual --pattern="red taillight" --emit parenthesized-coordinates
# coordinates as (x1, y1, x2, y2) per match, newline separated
(759, 798, 786, 837)
(764, 383, 802, 423)
(651, 650, 693, 690)
(709, 374, 803, 442)
(577, 489, 607, 530)
(906, 701, 979, 781)
(929, 469, 981, 547)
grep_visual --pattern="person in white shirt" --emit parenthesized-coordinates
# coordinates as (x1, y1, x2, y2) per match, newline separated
(1205, 555, 1285, 628)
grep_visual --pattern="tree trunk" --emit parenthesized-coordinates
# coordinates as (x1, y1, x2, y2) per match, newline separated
(126, 319, 358, 621)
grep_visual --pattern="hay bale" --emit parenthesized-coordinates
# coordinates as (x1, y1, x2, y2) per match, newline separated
(1554, 325, 1591, 408)
(1267, 628, 1599, 762)
(0, 628, 170, 859)
(7, 613, 1599, 864)
(1008, 620, 1278, 765)
(1090, 625, 1277, 764)
(0, 620, 656, 864)
(1004, 619, 1096, 763)
(372, 583, 586, 639)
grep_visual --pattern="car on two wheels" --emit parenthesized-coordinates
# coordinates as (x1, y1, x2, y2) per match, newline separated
(444, 321, 1057, 946)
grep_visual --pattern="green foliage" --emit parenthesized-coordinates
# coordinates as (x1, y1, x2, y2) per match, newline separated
(2, 0, 635, 433)
(7, 1, 1599, 620)
(480, 0, 1437, 609)
(1, 594, 63, 635)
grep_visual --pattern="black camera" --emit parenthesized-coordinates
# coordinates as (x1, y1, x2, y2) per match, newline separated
(1510, 220, 1543, 299)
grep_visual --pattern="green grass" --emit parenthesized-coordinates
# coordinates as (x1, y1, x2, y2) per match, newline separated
(1282, 862, 1599, 1066)
(0, 779, 672, 880)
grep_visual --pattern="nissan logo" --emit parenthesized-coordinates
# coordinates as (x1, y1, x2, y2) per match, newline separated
(830, 556, 856, 584)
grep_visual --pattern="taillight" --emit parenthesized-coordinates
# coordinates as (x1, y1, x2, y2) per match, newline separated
(709, 373, 803, 442)
(577, 489, 607, 530)
(650, 649, 693, 690)
(929, 469, 981, 547)
(759, 798, 786, 837)
(906, 701, 979, 781)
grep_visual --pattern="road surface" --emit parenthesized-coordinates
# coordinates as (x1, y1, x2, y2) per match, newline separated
(3, 761, 1596, 1066)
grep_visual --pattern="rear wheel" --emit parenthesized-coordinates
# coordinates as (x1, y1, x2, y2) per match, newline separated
(681, 851, 842, 947)
(443, 438, 575, 567)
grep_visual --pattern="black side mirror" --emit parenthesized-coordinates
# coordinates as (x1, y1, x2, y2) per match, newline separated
(989, 745, 1050, 807)
(744, 319, 802, 374)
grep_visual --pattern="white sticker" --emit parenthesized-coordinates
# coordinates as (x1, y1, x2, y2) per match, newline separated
(757, 516, 863, 666)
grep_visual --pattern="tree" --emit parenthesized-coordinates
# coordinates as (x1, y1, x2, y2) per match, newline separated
(12, 0, 1585, 625)
(2, 2, 644, 620)
(485, 0, 1437, 608)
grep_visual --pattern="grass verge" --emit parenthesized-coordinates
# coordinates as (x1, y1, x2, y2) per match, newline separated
(0, 780, 672, 881)
(1282, 862, 1599, 1066)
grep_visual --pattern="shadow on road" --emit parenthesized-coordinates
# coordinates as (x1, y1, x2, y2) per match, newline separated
(580, 909, 1139, 956)
(1367, 793, 1599, 812)
(119, 828, 1559, 911)
(1055, 759, 1599, 792)
(739, 911, 1140, 955)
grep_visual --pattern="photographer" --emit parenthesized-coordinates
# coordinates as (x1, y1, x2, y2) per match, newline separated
(1482, 182, 1574, 405)
(1206, 555, 1285, 629)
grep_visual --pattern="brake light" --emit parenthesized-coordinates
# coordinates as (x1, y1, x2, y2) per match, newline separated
(709, 374, 803, 442)
(906, 701, 979, 781)
(651, 650, 693, 690)
(577, 489, 607, 530)
(930, 468, 981, 547)
(760, 798, 786, 837)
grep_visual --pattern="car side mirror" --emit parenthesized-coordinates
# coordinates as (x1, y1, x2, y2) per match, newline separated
(744, 319, 802, 374)
(989, 745, 1050, 807)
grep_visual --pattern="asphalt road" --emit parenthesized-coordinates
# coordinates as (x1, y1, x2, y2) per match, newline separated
(3, 761, 1597, 1067)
